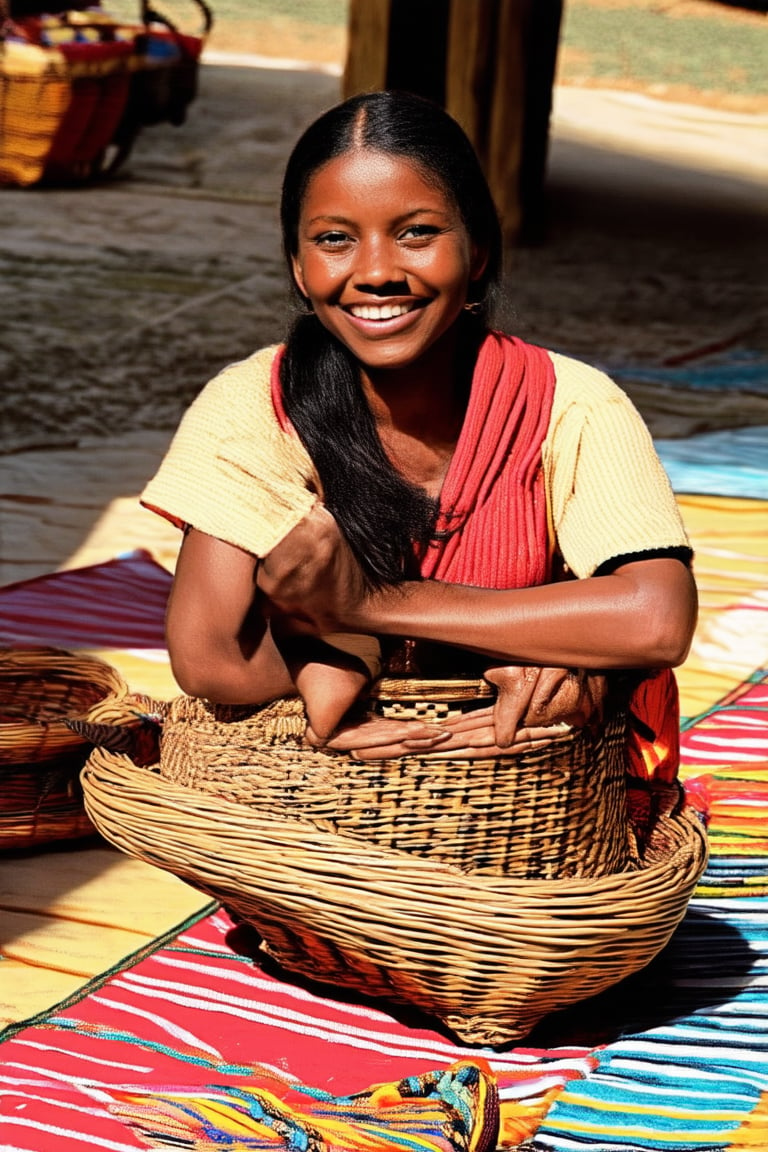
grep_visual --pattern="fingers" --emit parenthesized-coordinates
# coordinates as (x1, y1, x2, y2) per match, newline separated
(346, 740, 438, 760)
(309, 717, 450, 753)
(484, 665, 540, 747)
(587, 673, 608, 725)
(305, 714, 571, 760)
(525, 666, 571, 725)
(484, 665, 608, 736)
(406, 721, 568, 755)
(526, 669, 609, 729)
(420, 727, 570, 760)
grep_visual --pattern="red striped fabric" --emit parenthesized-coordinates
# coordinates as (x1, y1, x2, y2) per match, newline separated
(680, 677, 768, 767)
(0, 551, 171, 650)
(0, 907, 596, 1151)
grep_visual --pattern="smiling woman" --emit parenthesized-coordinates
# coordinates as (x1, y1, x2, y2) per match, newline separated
(141, 89, 695, 785)
(289, 150, 483, 378)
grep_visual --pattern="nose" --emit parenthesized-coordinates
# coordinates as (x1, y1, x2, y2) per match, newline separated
(354, 234, 405, 291)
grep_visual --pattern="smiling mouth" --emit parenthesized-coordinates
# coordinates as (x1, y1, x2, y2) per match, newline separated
(345, 301, 421, 321)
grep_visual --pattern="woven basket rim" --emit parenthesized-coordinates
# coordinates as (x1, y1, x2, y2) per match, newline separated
(82, 748, 707, 898)
(0, 646, 127, 677)
(0, 647, 128, 758)
(371, 677, 495, 699)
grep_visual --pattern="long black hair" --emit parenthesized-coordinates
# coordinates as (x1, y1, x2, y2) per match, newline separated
(279, 90, 503, 587)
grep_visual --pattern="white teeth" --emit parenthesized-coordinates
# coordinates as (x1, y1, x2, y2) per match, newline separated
(349, 302, 412, 320)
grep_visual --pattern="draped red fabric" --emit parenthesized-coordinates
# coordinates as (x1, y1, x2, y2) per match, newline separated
(417, 331, 555, 589)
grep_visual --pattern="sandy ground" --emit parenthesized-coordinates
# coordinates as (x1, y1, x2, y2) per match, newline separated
(1, 57, 767, 584)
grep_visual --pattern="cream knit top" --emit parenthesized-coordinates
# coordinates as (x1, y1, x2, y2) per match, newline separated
(142, 343, 690, 581)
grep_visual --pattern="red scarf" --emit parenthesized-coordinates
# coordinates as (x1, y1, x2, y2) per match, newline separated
(418, 331, 555, 589)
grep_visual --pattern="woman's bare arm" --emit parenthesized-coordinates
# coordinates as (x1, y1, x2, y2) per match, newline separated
(257, 505, 698, 671)
(362, 557, 697, 669)
(166, 528, 295, 703)
(165, 528, 448, 744)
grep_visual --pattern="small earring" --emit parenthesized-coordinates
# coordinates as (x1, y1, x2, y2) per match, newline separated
(463, 301, 482, 314)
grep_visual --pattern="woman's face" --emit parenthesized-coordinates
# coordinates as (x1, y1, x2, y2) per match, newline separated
(291, 149, 487, 374)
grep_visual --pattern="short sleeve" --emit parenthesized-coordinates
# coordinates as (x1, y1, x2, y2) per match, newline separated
(544, 352, 690, 579)
(141, 346, 320, 557)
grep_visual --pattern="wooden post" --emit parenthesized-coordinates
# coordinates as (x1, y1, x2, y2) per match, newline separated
(446, 0, 526, 243)
(342, 0, 391, 98)
(444, 0, 497, 163)
(343, 0, 563, 244)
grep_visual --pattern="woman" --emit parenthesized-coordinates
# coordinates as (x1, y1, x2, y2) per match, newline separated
(142, 90, 696, 781)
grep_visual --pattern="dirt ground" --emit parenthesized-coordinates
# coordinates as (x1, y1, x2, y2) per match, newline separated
(1, 35, 767, 461)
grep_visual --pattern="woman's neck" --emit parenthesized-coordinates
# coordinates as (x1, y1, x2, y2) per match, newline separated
(361, 324, 478, 441)
(360, 324, 482, 496)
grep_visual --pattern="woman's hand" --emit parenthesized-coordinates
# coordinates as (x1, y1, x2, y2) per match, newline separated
(310, 709, 565, 760)
(313, 664, 607, 760)
(257, 504, 368, 633)
(305, 715, 452, 757)
(261, 508, 381, 738)
(397, 665, 607, 759)
(484, 664, 608, 747)
(270, 628, 373, 741)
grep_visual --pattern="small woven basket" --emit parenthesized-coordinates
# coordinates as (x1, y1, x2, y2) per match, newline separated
(81, 681, 708, 1044)
(0, 0, 212, 186)
(0, 646, 127, 849)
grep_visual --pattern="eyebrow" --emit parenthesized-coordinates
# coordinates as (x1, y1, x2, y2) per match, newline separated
(304, 208, 450, 227)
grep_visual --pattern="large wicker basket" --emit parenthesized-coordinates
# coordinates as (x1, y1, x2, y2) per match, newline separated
(0, 646, 127, 849)
(81, 682, 708, 1045)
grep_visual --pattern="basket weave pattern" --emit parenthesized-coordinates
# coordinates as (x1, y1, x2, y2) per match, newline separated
(0, 3, 210, 187)
(82, 739, 708, 1046)
(159, 688, 633, 879)
(0, 647, 127, 849)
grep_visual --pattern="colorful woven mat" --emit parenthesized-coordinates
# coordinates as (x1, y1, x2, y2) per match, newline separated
(0, 667, 765, 1151)
(1, 482, 766, 1149)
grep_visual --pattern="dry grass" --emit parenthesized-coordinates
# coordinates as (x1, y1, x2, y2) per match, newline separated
(197, 0, 768, 113)
(558, 0, 768, 112)
(207, 16, 346, 63)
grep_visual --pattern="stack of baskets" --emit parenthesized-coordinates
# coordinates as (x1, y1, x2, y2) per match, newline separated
(0, 0, 212, 186)
(81, 677, 708, 1046)
(0, 646, 127, 850)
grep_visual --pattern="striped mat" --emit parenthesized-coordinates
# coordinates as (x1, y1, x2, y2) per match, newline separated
(0, 551, 169, 650)
(2, 473, 767, 1149)
(1, 673, 766, 1149)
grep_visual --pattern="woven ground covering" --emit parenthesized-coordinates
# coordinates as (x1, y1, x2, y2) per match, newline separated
(1, 482, 767, 1148)
(0, 669, 765, 1150)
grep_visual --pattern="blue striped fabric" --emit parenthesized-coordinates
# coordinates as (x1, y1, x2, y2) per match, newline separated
(531, 677, 768, 1152)
(655, 426, 768, 499)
